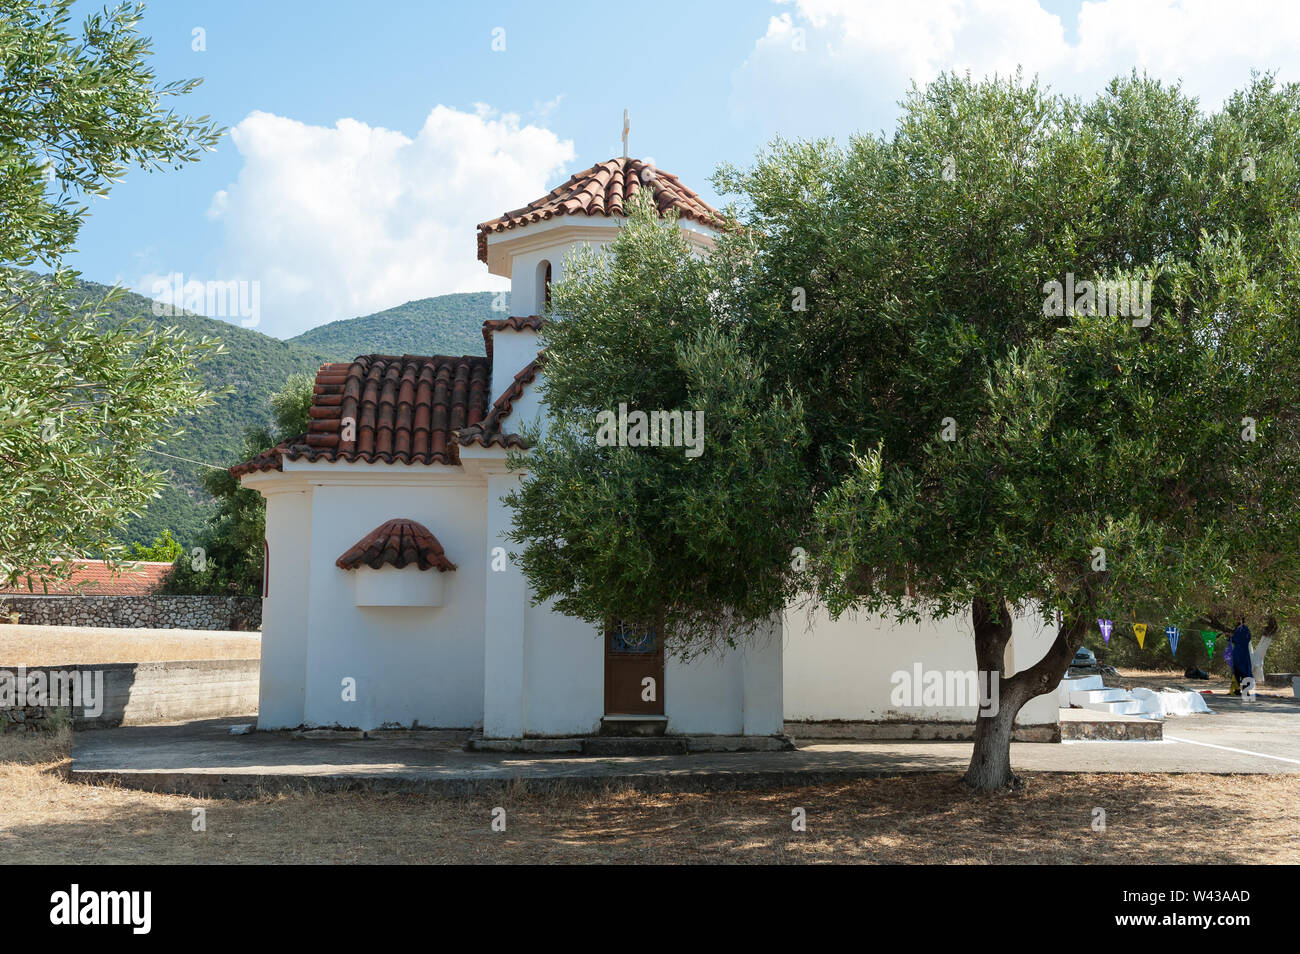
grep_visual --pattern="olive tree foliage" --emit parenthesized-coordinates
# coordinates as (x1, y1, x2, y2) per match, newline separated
(0, 0, 222, 586)
(505, 193, 811, 657)
(506, 71, 1300, 789)
(756, 72, 1300, 788)
(161, 372, 315, 597)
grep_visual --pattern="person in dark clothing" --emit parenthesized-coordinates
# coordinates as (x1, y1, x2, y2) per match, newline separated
(1230, 619, 1254, 695)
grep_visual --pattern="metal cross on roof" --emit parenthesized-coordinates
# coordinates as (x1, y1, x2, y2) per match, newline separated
(622, 108, 629, 159)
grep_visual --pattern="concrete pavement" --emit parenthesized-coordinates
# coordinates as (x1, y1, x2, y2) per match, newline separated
(68, 693, 1300, 797)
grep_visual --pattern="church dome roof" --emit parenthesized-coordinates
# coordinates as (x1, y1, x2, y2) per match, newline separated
(475, 156, 725, 262)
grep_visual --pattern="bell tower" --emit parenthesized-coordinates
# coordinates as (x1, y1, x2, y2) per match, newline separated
(474, 134, 724, 401)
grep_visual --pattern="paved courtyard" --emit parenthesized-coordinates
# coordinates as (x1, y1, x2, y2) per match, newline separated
(68, 693, 1300, 796)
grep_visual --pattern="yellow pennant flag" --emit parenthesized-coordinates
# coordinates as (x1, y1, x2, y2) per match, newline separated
(1133, 623, 1147, 649)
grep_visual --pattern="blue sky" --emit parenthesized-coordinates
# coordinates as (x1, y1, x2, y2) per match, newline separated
(63, 0, 1300, 338)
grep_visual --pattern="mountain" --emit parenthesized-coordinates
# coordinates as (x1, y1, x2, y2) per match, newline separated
(67, 282, 503, 546)
(74, 279, 329, 547)
(287, 292, 503, 360)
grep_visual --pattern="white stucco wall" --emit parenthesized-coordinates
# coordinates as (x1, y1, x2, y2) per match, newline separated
(257, 456, 1038, 736)
(482, 468, 526, 737)
(256, 484, 311, 728)
(491, 215, 717, 315)
(504, 368, 545, 433)
(522, 594, 604, 736)
(489, 329, 543, 405)
(508, 245, 570, 317)
(783, 600, 1060, 726)
(660, 619, 784, 736)
(489, 334, 548, 433)
(252, 457, 780, 738)
(292, 467, 488, 730)
(500, 219, 615, 314)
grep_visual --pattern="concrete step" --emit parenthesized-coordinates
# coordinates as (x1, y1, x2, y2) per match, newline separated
(466, 733, 789, 754)
(1058, 675, 1104, 705)
(581, 736, 689, 756)
(1060, 708, 1163, 741)
(1078, 699, 1145, 716)
(1065, 674, 1105, 691)
(1069, 688, 1128, 705)
(599, 716, 667, 737)
(1128, 693, 1165, 716)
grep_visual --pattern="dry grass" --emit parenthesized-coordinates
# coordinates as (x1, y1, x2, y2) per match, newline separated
(0, 624, 260, 666)
(3, 731, 1296, 864)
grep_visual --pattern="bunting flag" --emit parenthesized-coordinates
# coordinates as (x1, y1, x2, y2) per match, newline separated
(1201, 629, 1217, 659)
(1098, 618, 1113, 643)
(1165, 625, 1180, 656)
(1133, 622, 1147, 649)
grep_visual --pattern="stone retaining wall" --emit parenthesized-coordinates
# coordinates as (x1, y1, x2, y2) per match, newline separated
(0, 595, 260, 631)
(1, 659, 259, 731)
(784, 719, 1061, 743)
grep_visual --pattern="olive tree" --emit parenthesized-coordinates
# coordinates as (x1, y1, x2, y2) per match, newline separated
(0, 0, 222, 585)
(508, 72, 1300, 790)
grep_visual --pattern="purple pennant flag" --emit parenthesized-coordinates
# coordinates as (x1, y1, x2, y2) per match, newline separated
(1098, 618, 1113, 643)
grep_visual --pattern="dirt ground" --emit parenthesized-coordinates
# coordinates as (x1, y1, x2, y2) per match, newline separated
(0, 624, 260, 666)
(3, 729, 1297, 864)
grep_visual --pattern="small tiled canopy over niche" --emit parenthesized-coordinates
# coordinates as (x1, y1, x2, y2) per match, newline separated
(335, 519, 457, 572)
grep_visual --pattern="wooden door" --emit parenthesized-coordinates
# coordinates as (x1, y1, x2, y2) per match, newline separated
(604, 620, 665, 715)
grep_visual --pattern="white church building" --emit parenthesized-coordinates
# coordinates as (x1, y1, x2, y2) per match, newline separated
(233, 154, 1059, 743)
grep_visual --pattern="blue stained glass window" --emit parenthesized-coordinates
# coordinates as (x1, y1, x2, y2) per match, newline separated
(610, 620, 657, 654)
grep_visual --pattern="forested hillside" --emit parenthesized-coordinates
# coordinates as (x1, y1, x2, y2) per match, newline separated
(288, 292, 502, 360)
(68, 281, 501, 545)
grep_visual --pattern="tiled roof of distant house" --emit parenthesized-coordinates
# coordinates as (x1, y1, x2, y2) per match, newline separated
(0, 560, 173, 596)
(335, 518, 457, 571)
(476, 156, 725, 262)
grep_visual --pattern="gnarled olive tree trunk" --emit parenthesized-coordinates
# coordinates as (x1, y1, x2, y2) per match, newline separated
(965, 594, 1089, 791)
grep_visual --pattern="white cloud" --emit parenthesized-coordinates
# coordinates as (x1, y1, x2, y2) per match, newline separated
(533, 94, 565, 119)
(732, 0, 1300, 141)
(156, 105, 575, 338)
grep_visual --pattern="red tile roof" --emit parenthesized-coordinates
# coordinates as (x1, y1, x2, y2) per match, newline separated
(231, 355, 491, 476)
(0, 561, 173, 596)
(231, 438, 293, 477)
(335, 519, 457, 571)
(456, 357, 543, 450)
(476, 156, 725, 262)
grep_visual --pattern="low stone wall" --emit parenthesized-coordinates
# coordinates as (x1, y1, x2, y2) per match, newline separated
(0, 595, 261, 631)
(1, 659, 259, 731)
(784, 719, 1060, 743)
